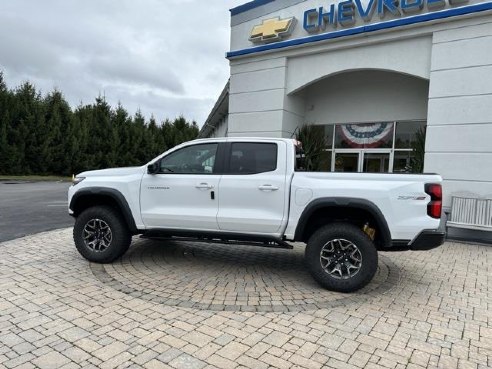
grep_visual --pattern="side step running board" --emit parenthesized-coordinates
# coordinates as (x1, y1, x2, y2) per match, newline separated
(140, 235, 294, 250)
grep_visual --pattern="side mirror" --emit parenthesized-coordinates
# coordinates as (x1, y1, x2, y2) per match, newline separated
(147, 162, 159, 174)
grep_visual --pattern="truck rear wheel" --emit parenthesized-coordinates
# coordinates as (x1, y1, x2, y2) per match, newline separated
(305, 223, 378, 293)
(73, 206, 131, 263)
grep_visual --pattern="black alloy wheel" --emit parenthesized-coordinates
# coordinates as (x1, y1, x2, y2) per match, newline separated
(73, 206, 131, 263)
(305, 223, 378, 292)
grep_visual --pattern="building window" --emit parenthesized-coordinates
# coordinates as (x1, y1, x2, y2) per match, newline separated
(395, 121, 426, 149)
(335, 123, 393, 149)
(393, 121, 426, 173)
(316, 121, 425, 173)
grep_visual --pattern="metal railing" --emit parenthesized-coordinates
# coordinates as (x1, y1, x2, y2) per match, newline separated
(448, 196, 492, 231)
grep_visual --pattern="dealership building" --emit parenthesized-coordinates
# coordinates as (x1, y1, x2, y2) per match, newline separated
(200, 0, 492, 240)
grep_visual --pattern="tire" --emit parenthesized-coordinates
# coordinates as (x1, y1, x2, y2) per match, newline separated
(305, 223, 378, 293)
(73, 206, 132, 263)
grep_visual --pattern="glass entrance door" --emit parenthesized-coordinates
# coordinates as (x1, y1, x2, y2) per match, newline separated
(334, 151, 360, 172)
(362, 152, 390, 173)
(334, 150, 392, 173)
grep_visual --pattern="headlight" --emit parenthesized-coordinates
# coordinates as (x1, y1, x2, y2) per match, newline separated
(72, 176, 86, 186)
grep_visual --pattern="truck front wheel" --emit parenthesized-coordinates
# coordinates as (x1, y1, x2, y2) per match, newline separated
(73, 206, 131, 263)
(305, 223, 378, 293)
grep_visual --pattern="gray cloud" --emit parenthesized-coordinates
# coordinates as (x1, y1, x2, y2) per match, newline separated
(0, 0, 245, 124)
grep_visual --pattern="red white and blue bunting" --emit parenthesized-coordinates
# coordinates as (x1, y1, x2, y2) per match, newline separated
(340, 123, 393, 148)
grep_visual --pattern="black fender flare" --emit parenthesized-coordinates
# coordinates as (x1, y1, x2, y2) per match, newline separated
(70, 187, 138, 234)
(294, 197, 391, 247)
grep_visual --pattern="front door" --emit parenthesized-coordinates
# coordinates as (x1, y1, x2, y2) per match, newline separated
(140, 142, 221, 230)
(216, 141, 288, 235)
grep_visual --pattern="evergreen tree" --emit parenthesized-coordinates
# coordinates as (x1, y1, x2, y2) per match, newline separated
(0, 72, 11, 174)
(73, 104, 92, 173)
(10, 82, 40, 174)
(92, 97, 116, 168)
(44, 90, 75, 175)
(0, 74, 200, 175)
(147, 116, 163, 159)
(112, 104, 131, 167)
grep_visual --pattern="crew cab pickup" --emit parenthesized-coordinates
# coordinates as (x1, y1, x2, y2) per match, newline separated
(68, 138, 445, 292)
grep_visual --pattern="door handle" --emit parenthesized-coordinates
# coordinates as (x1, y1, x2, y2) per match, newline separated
(258, 184, 279, 191)
(195, 183, 214, 190)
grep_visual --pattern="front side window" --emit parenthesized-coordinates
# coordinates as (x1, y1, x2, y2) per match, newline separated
(228, 143, 277, 174)
(159, 143, 218, 174)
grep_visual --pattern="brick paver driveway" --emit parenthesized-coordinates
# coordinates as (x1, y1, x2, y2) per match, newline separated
(0, 229, 490, 369)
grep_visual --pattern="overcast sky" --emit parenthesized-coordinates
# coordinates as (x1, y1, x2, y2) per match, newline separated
(0, 0, 246, 126)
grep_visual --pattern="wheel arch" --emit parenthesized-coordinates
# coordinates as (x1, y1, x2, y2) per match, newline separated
(70, 187, 138, 234)
(294, 197, 391, 249)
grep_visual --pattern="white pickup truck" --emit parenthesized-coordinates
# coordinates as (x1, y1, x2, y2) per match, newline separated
(68, 138, 445, 292)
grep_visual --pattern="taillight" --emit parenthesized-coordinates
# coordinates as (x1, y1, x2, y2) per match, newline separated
(425, 183, 442, 219)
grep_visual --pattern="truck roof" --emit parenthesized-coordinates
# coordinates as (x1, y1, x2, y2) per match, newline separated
(188, 137, 296, 144)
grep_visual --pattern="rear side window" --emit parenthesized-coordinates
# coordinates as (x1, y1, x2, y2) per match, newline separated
(228, 143, 277, 174)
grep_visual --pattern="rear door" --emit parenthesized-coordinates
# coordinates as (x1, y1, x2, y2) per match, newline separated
(216, 141, 288, 234)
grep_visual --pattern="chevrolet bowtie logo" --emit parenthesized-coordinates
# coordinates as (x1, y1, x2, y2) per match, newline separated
(250, 17, 296, 43)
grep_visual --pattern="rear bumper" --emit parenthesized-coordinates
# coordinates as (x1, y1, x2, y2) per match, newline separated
(409, 229, 446, 250)
(409, 214, 447, 251)
(387, 215, 446, 251)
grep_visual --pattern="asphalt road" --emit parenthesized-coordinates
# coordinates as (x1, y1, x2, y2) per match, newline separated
(0, 181, 73, 243)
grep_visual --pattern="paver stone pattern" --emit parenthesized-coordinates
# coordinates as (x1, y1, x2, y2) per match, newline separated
(0, 229, 490, 369)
